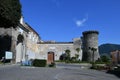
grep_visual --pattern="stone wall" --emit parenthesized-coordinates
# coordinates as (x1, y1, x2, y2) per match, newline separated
(38, 38, 82, 61)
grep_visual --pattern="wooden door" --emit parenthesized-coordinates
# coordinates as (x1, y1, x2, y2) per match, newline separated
(47, 52, 54, 64)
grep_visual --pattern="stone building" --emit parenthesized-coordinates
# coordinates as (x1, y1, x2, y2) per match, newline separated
(38, 38, 82, 64)
(0, 24, 27, 63)
(111, 50, 120, 65)
(0, 27, 14, 61)
(19, 17, 41, 62)
(0, 17, 41, 63)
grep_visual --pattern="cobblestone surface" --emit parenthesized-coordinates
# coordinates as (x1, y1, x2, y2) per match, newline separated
(0, 64, 119, 80)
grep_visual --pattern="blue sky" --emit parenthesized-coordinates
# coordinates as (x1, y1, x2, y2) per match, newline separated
(20, 0, 120, 45)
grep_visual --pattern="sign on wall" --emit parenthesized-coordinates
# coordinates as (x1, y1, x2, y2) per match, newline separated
(5, 51, 13, 59)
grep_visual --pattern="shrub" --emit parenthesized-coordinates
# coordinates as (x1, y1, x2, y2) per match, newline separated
(33, 59, 46, 67)
(71, 57, 77, 61)
(48, 62, 55, 67)
(101, 55, 110, 63)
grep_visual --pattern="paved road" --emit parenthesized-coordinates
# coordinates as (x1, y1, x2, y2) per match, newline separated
(0, 64, 119, 80)
(56, 63, 91, 69)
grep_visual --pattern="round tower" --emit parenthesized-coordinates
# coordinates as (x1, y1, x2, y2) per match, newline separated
(82, 30, 100, 61)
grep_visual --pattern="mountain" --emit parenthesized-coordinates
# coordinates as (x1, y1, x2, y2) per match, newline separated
(99, 43, 120, 56)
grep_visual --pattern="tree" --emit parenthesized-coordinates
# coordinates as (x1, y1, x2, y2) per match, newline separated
(0, 0, 21, 28)
(76, 48, 80, 53)
(75, 48, 80, 60)
(89, 47, 97, 68)
(75, 54, 79, 60)
(89, 47, 97, 62)
(101, 55, 109, 62)
(65, 49, 71, 61)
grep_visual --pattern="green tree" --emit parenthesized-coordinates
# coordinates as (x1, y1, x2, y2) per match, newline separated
(65, 49, 71, 61)
(75, 48, 80, 60)
(89, 47, 97, 62)
(0, 0, 21, 28)
(75, 54, 79, 60)
(89, 47, 97, 68)
(76, 48, 80, 53)
(101, 55, 109, 62)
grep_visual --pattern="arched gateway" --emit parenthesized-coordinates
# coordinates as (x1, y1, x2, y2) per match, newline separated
(16, 34, 26, 63)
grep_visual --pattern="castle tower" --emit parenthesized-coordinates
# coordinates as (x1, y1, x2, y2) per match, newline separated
(82, 30, 100, 61)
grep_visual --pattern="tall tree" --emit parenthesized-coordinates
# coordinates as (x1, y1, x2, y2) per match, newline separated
(75, 48, 80, 60)
(0, 0, 21, 28)
(65, 49, 71, 61)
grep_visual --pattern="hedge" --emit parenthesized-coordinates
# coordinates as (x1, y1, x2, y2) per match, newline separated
(33, 59, 46, 67)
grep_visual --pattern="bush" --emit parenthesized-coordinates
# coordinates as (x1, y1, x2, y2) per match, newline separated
(33, 59, 46, 67)
(48, 62, 55, 67)
(71, 57, 77, 61)
(101, 55, 110, 63)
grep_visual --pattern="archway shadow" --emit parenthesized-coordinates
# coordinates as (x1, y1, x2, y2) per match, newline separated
(0, 35, 11, 57)
(0, 35, 11, 62)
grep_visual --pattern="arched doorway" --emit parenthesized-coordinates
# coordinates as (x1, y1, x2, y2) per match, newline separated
(16, 34, 24, 63)
(47, 51, 54, 64)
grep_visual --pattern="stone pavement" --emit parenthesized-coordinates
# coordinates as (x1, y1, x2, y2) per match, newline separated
(55, 69, 120, 80)
(55, 62, 91, 69)
(0, 64, 119, 80)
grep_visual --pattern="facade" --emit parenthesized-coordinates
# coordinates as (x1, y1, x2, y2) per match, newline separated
(111, 50, 120, 65)
(22, 23, 40, 60)
(38, 38, 82, 64)
(0, 17, 41, 63)
(16, 17, 41, 63)
(0, 24, 28, 63)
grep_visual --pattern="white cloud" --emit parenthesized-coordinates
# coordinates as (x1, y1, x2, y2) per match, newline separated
(75, 19, 85, 27)
(74, 14, 88, 27)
